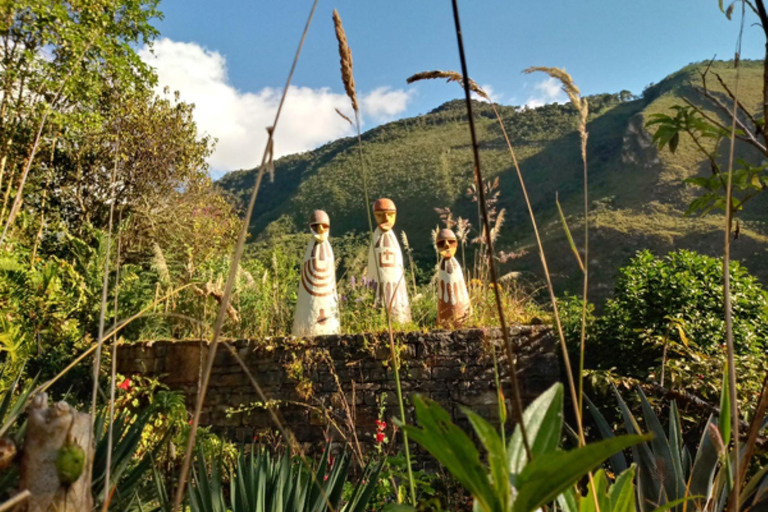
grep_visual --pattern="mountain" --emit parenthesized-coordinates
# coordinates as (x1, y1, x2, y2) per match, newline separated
(218, 60, 768, 304)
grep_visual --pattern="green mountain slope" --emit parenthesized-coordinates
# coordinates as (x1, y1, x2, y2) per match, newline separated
(218, 60, 768, 303)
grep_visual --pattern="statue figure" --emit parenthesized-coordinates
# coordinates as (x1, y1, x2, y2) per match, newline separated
(292, 210, 340, 337)
(436, 228, 470, 328)
(367, 198, 411, 324)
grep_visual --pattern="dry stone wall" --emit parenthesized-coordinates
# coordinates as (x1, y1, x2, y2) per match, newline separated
(116, 325, 558, 454)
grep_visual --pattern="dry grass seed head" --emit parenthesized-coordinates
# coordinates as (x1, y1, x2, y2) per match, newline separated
(407, 70, 490, 101)
(335, 108, 353, 125)
(333, 9, 358, 112)
(524, 66, 589, 159)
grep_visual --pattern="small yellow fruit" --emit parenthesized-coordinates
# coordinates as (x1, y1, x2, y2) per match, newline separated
(56, 441, 85, 485)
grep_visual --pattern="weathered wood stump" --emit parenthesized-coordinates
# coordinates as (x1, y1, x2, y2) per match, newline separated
(17, 393, 93, 512)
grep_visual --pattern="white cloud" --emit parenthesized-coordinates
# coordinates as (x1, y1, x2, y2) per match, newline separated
(139, 38, 412, 175)
(361, 86, 414, 121)
(525, 77, 567, 108)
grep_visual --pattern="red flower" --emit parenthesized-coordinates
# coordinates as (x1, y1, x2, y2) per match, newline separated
(323, 475, 329, 482)
(118, 378, 132, 391)
(375, 432, 385, 443)
(375, 419, 386, 430)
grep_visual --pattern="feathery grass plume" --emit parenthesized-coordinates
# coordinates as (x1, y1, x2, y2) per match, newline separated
(151, 242, 171, 286)
(523, 66, 589, 162)
(333, 9, 358, 112)
(335, 107, 353, 125)
(407, 70, 490, 101)
(491, 208, 506, 243)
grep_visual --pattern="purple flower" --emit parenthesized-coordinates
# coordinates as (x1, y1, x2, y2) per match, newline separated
(349, 276, 356, 287)
(341, 295, 348, 302)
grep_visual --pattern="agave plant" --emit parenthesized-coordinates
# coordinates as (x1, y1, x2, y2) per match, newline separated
(393, 383, 649, 512)
(187, 444, 381, 512)
(588, 383, 768, 512)
(92, 405, 165, 511)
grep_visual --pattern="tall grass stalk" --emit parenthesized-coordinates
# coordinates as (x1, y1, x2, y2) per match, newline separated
(524, 65, 603, 512)
(171, 3, 319, 510)
(333, 8, 416, 504)
(90, 134, 119, 419)
(448, 0, 533, 460)
(723, 3, 746, 508)
(103, 213, 123, 510)
(524, 66, 590, 421)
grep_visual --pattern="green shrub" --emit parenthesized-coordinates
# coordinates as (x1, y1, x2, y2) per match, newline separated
(604, 249, 765, 348)
(568, 249, 768, 380)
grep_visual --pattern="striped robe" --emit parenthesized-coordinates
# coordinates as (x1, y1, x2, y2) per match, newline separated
(367, 227, 411, 324)
(292, 238, 340, 337)
(437, 256, 470, 328)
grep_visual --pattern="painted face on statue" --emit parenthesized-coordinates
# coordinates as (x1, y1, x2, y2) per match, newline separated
(374, 210, 396, 231)
(310, 223, 330, 242)
(437, 238, 458, 259)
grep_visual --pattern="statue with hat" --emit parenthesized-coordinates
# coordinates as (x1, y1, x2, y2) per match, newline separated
(292, 210, 341, 337)
(435, 228, 471, 328)
(367, 198, 411, 324)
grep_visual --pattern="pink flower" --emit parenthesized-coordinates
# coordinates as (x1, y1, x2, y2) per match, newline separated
(118, 378, 132, 391)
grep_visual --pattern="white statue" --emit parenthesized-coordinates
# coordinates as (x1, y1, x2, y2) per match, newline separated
(435, 228, 470, 328)
(292, 210, 340, 337)
(367, 198, 411, 324)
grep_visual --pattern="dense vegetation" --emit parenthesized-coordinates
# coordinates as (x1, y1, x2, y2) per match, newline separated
(0, 0, 766, 511)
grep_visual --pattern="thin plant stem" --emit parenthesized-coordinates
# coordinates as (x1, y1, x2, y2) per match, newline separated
(103, 210, 123, 509)
(449, 0, 532, 460)
(0, 490, 30, 512)
(724, 3, 745, 508)
(578, 104, 589, 426)
(487, 100, 585, 445)
(171, 2, 319, 510)
(90, 134, 119, 419)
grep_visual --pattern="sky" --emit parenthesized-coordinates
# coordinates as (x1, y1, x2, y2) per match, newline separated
(139, 0, 766, 178)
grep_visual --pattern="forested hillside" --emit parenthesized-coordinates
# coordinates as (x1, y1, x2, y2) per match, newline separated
(219, 60, 768, 302)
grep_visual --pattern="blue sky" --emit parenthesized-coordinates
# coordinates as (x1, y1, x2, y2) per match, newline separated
(141, 0, 765, 177)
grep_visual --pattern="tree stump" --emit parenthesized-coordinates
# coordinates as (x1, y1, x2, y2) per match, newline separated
(17, 393, 93, 512)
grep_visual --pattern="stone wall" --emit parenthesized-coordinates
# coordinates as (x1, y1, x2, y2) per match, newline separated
(116, 325, 558, 455)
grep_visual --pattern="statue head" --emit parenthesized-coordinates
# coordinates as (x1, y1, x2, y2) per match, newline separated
(373, 198, 396, 232)
(308, 210, 330, 242)
(436, 228, 458, 259)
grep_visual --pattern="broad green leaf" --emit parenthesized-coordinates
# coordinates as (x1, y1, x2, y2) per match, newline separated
(399, 395, 501, 512)
(669, 132, 679, 153)
(582, 469, 610, 512)
(463, 407, 511, 511)
(512, 434, 651, 512)
(609, 465, 638, 512)
(508, 383, 564, 474)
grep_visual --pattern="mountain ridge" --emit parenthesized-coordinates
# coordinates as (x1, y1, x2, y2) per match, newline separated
(218, 59, 768, 303)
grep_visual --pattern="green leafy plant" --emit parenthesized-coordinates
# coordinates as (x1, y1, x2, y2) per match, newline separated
(589, 382, 768, 512)
(394, 383, 649, 512)
(187, 445, 381, 512)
